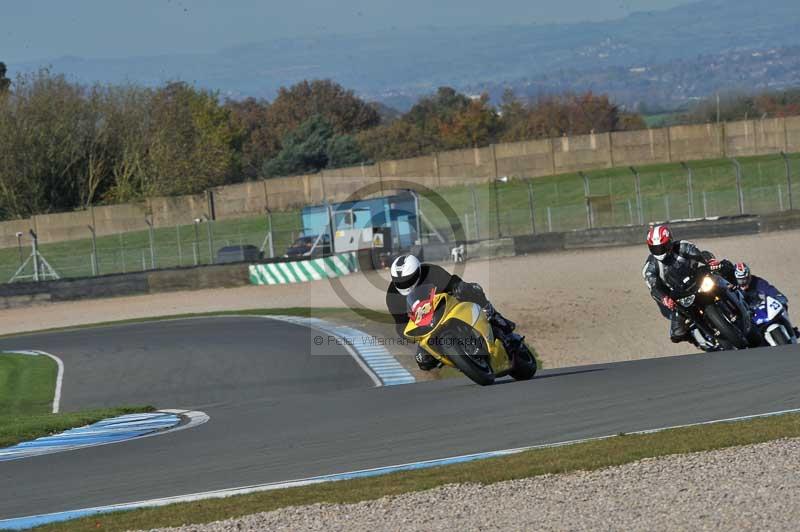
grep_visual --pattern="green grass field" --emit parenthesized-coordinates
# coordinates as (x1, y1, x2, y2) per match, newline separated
(2, 152, 798, 282)
(0, 352, 153, 448)
(0, 354, 57, 415)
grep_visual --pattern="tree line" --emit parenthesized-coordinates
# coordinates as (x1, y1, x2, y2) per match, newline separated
(4, 62, 792, 221)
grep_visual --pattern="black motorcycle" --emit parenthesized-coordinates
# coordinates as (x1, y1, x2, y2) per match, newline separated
(665, 260, 753, 351)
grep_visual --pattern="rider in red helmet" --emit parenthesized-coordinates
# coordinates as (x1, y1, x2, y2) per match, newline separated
(642, 224, 736, 346)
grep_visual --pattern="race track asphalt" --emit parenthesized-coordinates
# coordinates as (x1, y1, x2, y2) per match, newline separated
(1, 316, 800, 519)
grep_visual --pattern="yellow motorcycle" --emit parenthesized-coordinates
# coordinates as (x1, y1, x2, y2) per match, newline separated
(403, 284, 538, 385)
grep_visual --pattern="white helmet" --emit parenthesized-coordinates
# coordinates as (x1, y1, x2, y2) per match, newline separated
(390, 254, 422, 296)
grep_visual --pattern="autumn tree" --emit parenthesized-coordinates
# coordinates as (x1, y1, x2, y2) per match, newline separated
(687, 89, 800, 124)
(101, 85, 154, 203)
(265, 80, 380, 147)
(356, 120, 430, 161)
(358, 87, 501, 160)
(146, 82, 238, 196)
(0, 69, 96, 217)
(499, 91, 643, 142)
(225, 97, 272, 180)
(0, 62, 9, 94)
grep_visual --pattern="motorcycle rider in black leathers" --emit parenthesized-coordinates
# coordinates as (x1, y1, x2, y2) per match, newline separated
(643, 224, 737, 345)
(386, 254, 520, 371)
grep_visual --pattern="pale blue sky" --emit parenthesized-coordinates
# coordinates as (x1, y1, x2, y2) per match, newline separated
(2, 0, 693, 62)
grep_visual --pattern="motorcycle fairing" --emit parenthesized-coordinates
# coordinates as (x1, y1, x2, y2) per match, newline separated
(753, 296, 784, 326)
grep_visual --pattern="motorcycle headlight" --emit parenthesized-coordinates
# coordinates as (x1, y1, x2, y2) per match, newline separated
(698, 276, 716, 293)
(678, 295, 696, 308)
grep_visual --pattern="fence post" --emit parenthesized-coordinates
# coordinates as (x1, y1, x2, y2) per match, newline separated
(730, 158, 745, 214)
(31, 230, 40, 282)
(470, 187, 480, 240)
(527, 181, 536, 234)
(580, 172, 593, 229)
(629, 166, 644, 225)
(87, 225, 99, 276)
(145, 218, 156, 269)
(627, 200, 634, 226)
(193, 219, 200, 265)
(781, 152, 793, 211)
(176, 225, 182, 266)
(681, 162, 695, 218)
(547, 207, 553, 232)
(206, 218, 214, 264)
(119, 233, 126, 273)
(492, 179, 502, 238)
(267, 211, 275, 258)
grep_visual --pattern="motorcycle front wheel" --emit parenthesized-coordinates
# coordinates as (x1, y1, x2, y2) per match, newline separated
(704, 303, 749, 349)
(510, 341, 537, 381)
(440, 323, 495, 386)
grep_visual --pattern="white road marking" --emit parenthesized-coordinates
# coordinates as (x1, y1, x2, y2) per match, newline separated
(1, 350, 64, 413)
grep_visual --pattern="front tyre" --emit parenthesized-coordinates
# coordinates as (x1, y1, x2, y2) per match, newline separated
(510, 342, 537, 381)
(440, 325, 495, 386)
(704, 304, 748, 349)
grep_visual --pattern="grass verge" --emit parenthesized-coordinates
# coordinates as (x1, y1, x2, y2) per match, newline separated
(35, 411, 800, 531)
(0, 354, 57, 415)
(0, 351, 154, 448)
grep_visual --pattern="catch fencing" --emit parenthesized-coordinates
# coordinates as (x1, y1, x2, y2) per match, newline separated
(2, 152, 799, 283)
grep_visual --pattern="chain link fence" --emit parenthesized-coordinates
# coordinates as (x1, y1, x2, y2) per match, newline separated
(427, 152, 799, 240)
(2, 153, 799, 283)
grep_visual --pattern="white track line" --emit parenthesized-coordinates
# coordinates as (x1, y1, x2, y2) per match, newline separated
(1, 350, 64, 413)
(264, 316, 382, 387)
(36, 350, 64, 413)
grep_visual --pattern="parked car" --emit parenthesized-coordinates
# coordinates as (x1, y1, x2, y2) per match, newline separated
(216, 245, 263, 264)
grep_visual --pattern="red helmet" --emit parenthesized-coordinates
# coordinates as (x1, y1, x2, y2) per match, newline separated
(647, 225, 673, 261)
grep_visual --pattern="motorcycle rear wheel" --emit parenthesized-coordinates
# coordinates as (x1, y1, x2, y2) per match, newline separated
(704, 304, 748, 350)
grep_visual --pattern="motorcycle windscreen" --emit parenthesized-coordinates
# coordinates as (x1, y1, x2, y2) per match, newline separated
(665, 260, 699, 298)
(406, 284, 437, 327)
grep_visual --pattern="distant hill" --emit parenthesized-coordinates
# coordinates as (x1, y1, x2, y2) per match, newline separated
(7, 0, 800, 110)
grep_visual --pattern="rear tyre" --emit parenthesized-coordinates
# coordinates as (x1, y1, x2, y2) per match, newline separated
(441, 325, 495, 386)
(510, 342, 537, 381)
(704, 304, 748, 349)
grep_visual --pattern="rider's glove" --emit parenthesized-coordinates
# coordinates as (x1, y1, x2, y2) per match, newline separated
(662, 295, 676, 311)
(707, 258, 721, 271)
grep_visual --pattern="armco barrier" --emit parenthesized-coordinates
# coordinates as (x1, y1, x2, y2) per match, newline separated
(513, 215, 764, 255)
(0, 264, 247, 310)
(4, 212, 800, 310)
(249, 253, 358, 285)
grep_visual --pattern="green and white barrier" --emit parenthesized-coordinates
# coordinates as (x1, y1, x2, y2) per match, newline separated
(249, 252, 359, 285)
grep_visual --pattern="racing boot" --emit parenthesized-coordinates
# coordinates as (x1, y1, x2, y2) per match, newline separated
(415, 348, 441, 371)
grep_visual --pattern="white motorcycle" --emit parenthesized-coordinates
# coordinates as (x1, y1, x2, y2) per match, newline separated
(750, 295, 798, 346)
